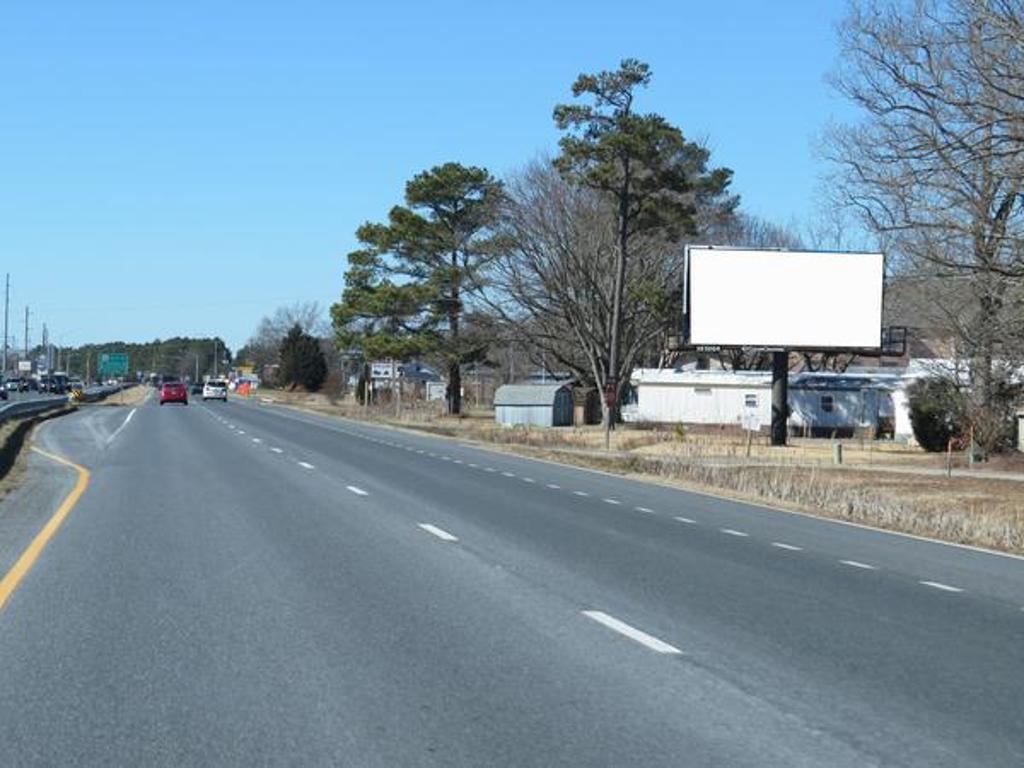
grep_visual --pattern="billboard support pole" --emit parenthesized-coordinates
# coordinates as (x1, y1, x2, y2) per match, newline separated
(771, 350, 788, 447)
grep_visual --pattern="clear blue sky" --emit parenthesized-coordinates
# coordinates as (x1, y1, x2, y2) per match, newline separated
(0, 0, 856, 352)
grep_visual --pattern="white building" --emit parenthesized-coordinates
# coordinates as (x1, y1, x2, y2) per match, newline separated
(626, 367, 905, 438)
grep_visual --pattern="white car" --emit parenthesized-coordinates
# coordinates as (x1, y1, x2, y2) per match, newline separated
(202, 380, 228, 402)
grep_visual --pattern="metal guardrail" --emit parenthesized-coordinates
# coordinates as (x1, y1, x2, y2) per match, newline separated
(0, 396, 69, 422)
(0, 383, 135, 423)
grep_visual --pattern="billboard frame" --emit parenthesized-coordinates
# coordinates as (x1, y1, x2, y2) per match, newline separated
(681, 244, 889, 446)
(682, 245, 886, 354)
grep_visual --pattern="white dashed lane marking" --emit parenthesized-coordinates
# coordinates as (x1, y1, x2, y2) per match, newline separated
(347, 486, 369, 496)
(582, 611, 683, 655)
(501, 472, 515, 478)
(635, 507, 655, 514)
(546, 484, 560, 490)
(603, 498, 622, 506)
(771, 542, 803, 551)
(573, 491, 589, 497)
(721, 529, 749, 538)
(920, 580, 963, 593)
(840, 560, 876, 570)
(418, 523, 458, 542)
(298, 461, 315, 470)
(270, 447, 283, 454)
(674, 516, 696, 524)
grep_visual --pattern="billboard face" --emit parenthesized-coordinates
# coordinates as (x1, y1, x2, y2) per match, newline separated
(686, 247, 884, 349)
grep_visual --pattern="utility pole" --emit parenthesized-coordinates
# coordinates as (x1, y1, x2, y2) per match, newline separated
(213, 339, 218, 377)
(2, 273, 9, 375)
(42, 323, 49, 371)
(23, 306, 29, 360)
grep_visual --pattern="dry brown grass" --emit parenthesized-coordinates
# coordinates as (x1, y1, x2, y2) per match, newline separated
(628, 459, 1024, 553)
(250, 389, 1024, 553)
(94, 384, 152, 407)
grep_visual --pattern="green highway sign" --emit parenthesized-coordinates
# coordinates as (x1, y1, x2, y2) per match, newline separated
(98, 353, 129, 376)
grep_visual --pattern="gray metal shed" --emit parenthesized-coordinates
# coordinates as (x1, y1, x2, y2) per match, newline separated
(493, 383, 574, 427)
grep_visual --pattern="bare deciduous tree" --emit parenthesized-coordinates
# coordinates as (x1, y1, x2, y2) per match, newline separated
(487, 161, 687, 421)
(241, 301, 327, 380)
(828, 0, 1024, 450)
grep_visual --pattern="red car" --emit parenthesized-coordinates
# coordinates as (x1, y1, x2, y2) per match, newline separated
(159, 381, 188, 406)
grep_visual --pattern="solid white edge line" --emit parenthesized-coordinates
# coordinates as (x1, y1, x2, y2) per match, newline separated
(771, 542, 803, 551)
(582, 611, 683, 655)
(418, 523, 458, 542)
(920, 580, 963, 593)
(840, 559, 876, 570)
(346, 485, 369, 496)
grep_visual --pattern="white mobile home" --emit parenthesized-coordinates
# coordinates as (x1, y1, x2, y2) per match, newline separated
(627, 368, 903, 437)
(627, 369, 773, 429)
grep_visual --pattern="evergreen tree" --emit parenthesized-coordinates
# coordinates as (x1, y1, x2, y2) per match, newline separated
(332, 162, 504, 414)
(279, 324, 327, 391)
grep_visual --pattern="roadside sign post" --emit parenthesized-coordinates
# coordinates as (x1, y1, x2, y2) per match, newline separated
(99, 353, 130, 405)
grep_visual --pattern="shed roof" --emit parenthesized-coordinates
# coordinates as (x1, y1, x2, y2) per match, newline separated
(493, 383, 570, 406)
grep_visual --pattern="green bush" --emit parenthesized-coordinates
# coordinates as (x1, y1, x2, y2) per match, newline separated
(907, 378, 962, 452)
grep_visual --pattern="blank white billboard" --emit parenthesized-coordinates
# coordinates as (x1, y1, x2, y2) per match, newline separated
(686, 246, 884, 349)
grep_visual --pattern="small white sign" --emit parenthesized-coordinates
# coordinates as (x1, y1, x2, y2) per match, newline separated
(17, 361, 32, 372)
(370, 360, 398, 380)
(741, 411, 761, 431)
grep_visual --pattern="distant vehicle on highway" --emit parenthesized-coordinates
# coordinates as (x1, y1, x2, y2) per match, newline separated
(202, 380, 228, 402)
(5, 377, 23, 392)
(39, 375, 68, 394)
(189, 382, 203, 395)
(159, 381, 188, 406)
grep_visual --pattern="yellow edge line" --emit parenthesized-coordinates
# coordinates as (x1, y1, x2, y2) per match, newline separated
(0, 447, 90, 612)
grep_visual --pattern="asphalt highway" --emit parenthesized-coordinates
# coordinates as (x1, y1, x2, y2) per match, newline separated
(0, 393, 1021, 766)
